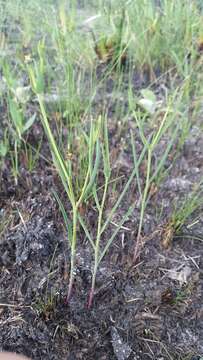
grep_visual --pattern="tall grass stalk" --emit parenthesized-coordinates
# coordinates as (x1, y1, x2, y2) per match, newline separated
(78, 118, 148, 308)
(132, 86, 186, 262)
(28, 56, 102, 301)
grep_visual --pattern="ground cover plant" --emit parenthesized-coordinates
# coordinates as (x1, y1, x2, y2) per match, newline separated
(0, 0, 203, 359)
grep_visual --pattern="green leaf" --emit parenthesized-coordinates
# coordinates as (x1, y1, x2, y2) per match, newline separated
(83, 139, 101, 200)
(22, 113, 36, 133)
(138, 98, 156, 115)
(14, 86, 31, 104)
(8, 98, 24, 137)
(78, 214, 95, 250)
(140, 89, 156, 102)
(0, 141, 8, 157)
(138, 89, 157, 115)
(52, 190, 72, 246)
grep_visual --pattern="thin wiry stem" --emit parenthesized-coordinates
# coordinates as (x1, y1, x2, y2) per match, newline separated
(133, 149, 152, 262)
(66, 206, 78, 303)
(87, 177, 109, 309)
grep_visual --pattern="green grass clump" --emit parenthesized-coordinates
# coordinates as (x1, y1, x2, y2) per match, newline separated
(29, 75, 101, 301)
(163, 183, 203, 248)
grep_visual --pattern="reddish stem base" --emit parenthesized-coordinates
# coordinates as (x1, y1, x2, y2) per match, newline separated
(65, 279, 73, 304)
(133, 235, 141, 263)
(87, 288, 94, 309)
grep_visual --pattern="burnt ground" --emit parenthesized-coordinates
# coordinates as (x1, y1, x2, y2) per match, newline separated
(0, 67, 203, 360)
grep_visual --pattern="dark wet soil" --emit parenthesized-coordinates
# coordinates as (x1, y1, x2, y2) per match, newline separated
(0, 64, 203, 360)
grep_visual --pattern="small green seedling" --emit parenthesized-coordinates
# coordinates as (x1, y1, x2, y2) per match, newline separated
(7, 97, 36, 182)
(79, 118, 138, 308)
(92, 8, 127, 66)
(28, 48, 102, 302)
(8, 98, 36, 140)
(0, 129, 9, 161)
(138, 89, 157, 115)
(163, 183, 203, 248)
(131, 85, 186, 262)
(2, 61, 36, 182)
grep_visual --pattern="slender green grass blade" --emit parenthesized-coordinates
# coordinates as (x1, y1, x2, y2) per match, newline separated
(52, 190, 72, 246)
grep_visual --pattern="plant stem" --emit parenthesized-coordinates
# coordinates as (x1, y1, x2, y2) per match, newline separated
(88, 178, 109, 308)
(133, 148, 152, 262)
(14, 140, 18, 185)
(66, 205, 78, 303)
(87, 269, 97, 309)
